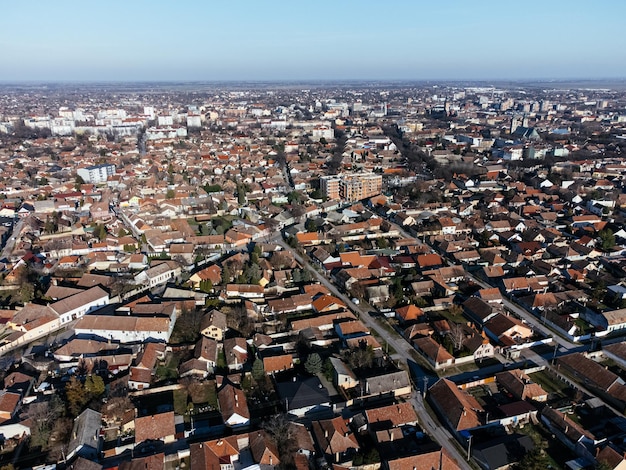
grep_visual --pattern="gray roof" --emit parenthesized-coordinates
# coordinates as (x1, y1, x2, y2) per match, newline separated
(365, 370, 410, 395)
(68, 408, 102, 458)
(276, 376, 330, 411)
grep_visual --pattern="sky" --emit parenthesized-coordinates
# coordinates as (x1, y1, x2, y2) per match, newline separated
(2, 0, 626, 82)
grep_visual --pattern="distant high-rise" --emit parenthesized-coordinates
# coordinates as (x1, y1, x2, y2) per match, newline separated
(320, 173, 382, 202)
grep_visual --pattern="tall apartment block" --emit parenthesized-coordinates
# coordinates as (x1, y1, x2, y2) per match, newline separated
(320, 173, 382, 202)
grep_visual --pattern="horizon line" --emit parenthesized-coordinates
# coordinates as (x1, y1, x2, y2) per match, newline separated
(1, 77, 626, 85)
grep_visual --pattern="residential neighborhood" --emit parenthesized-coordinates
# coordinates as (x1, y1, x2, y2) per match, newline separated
(1, 80, 626, 470)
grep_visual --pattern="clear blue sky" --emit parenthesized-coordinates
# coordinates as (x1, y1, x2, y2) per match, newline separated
(2, 0, 625, 82)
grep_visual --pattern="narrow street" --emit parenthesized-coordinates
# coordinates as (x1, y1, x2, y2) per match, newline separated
(465, 271, 577, 351)
(276, 239, 473, 470)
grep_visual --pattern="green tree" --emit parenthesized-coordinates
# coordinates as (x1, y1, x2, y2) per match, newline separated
(199, 279, 213, 293)
(93, 223, 107, 241)
(304, 353, 323, 375)
(84, 374, 105, 398)
(74, 174, 85, 190)
(65, 376, 89, 416)
(166, 189, 175, 199)
(252, 358, 265, 381)
(599, 228, 615, 251)
(305, 218, 317, 233)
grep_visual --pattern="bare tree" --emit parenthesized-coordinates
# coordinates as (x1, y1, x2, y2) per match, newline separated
(449, 323, 466, 352)
(263, 414, 298, 469)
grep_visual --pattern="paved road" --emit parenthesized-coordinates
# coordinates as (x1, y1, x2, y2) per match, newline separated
(276, 239, 473, 469)
(1, 217, 24, 261)
(464, 271, 577, 351)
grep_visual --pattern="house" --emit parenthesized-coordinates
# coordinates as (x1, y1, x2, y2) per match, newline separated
(602, 308, 626, 334)
(557, 353, 626, 411)
(312, 416, 359, 465)
(363, 370, 411, 398)
(335, 320, 369, 341)
(189, 264, 222, 290)
(199, 309, 228, 341)
(366, 284, 390, 305)
(483, 313, 533, 347)
(249, 430, 281, 467)
(128, 342, 166, 390)
(290, 311, 356, 332)
(365, 402, 418, 432)
(3, 371, 35, 395)
(329, 357, 359, 390)
(276, 376, 331, 417)
(193, 336, 219, 371)
(263, 354, 294, 374)
(395, 304, 425, 324)
(224, 284, 265, 300)
(67, 409, 102, 461)
(312, 295, 346, 313)
(190, 435, 245, 470)
(428, 378, 484, 434)
(134, 260, 182, 288)
(0, 392, 21, 424)
(471, 434, 534, 470)
(223, 337, 248, 371)
(119, 454, 165, 470)
(596, 445, 626, 470)
(463, 297, 499, 325)
(413, 336, 455, 370)
(541, 407, 599, 462)
(134, 411, 176, 444)
(496, 370, 548, 402)
(74, 311, 175, 343)
(386, 448, 460, 470)
(477, 288, 503, 304)
(217, 383, 250, 428)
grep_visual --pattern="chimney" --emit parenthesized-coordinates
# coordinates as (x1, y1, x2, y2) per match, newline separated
(325, 429, 329, 438)
(463, 407, 467, 416)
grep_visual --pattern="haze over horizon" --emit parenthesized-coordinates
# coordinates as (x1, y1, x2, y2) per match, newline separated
(3, 0, 626, 82)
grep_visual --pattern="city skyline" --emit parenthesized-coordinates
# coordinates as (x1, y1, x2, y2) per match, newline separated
(3, 0, 626, 82)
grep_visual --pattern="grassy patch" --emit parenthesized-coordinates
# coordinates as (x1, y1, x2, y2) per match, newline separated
(528, 370, 567, 395)
(155, 353, 183, 382)
(438, 308, 466, 325)
(173, 389, 188, 415)
(517, 423, 573, 468)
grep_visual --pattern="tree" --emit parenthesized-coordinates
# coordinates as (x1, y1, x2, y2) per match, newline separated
(84, 374, 105, 398)
(252, 359, 265, 381)
(26, 395, 65, 449)
(74, 174, 85, 190)
(449, 323, 466, 352)
(65, 376, 89, 417)
(599, 228, 615, 251)
(263, 414, 298, 469)
(304, 353, 323, 375)
(166, 189, 175, 199)
(199, 279, 213, 293)
(93, 223, 107, 241)
(304, 218, 317, 233)
(345, 346, 374, 370)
